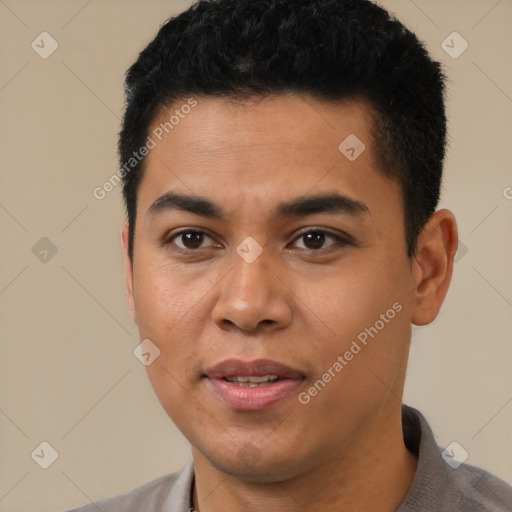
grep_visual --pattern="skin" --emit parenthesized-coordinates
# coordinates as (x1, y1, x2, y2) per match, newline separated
(122, 94, 458, 512)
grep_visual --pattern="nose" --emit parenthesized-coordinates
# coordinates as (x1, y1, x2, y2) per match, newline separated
(211, 250, 293, 333)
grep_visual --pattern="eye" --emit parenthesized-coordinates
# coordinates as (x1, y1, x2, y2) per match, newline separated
(291, 229, 350, 251)
(167, 229, 218, 250)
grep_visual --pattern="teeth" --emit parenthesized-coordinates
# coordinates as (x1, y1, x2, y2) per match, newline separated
(225, 375, 279, 386)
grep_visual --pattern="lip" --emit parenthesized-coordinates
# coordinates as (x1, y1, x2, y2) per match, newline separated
(204, 358, 305, 411)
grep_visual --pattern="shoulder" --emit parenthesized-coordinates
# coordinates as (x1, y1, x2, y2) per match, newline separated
(399, 405, 512, 512)
(62, 462, 194, 512)
(446, 461, 512, 512)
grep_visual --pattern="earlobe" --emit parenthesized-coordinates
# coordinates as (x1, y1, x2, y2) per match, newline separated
(121, 225, 137, 324)
(410, 209, 458, 326)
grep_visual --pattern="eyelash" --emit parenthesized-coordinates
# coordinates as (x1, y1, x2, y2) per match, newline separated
(164, 228, 352, 253)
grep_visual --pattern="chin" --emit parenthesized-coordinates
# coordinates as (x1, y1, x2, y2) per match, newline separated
(199, 442, 312, 483)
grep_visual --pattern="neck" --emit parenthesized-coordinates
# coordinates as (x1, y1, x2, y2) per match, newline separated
(191, 405, 418, 512)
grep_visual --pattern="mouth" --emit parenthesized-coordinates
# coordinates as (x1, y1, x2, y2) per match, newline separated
(203, 359, 306, 411)
(223, 375, 282, 387)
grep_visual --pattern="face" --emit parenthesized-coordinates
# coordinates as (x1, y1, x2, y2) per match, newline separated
(124, 94, 423, 481)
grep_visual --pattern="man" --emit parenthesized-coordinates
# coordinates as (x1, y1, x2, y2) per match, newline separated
(68, 0, 512, 510)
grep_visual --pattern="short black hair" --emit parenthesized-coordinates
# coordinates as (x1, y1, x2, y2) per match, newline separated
(119, 0, 446, 262)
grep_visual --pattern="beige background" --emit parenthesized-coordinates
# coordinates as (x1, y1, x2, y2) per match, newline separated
(0, 1, 511, 511)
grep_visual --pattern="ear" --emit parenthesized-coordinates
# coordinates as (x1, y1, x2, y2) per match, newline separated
(411, 209, 458, 326)
(121, 224, 137, 324)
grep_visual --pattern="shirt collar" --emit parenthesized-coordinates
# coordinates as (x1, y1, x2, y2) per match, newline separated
(161, 460, 195, 512)
(397, 404, 450, 511)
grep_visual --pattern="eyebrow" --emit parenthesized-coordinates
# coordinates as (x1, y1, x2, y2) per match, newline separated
(146, 191, 370, 220)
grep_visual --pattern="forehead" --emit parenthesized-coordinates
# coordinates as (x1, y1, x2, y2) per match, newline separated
(137, 94, 400, 224)
(148, 94, 376, 166)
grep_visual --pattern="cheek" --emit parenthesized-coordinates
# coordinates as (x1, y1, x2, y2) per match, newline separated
(301, 251, 411, 390)
(137, 270, 204, 419)
(145, 361, 207, 442)
(131, 261, 209, 384)
(133, 256, 206, 334)
(303, 262, 401, 343)
(298, 308, 410, 438)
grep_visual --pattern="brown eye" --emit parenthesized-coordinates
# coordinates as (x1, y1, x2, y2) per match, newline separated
(170, 230, 213, 250)
(302, 231, 326, 250)
(292, 230, 349, 251)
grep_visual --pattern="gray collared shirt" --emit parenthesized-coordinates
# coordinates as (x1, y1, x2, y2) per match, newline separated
(64, 405, 512, 511)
